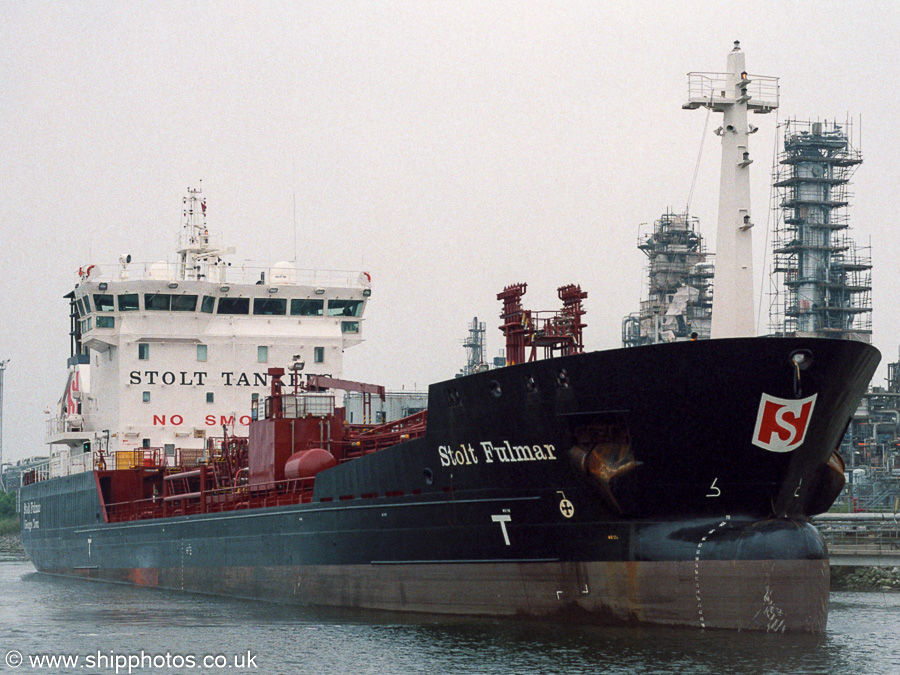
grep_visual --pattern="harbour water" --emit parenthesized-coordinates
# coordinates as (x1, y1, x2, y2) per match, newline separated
(1, 560, 899, 674)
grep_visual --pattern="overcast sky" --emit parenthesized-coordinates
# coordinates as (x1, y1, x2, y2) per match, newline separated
(2, 1, 898, 463)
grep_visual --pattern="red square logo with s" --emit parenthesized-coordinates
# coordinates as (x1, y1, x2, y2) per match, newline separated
(752, 393, 817, 453)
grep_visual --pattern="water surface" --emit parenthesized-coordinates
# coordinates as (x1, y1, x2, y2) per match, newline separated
(1, 562, 898, 674)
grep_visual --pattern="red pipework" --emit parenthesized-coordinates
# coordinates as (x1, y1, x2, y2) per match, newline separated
(498, 283, 528, 366)
(268, 367, 286, 419)
(498, 282, 588, 364)
(557, 284, 588, 355)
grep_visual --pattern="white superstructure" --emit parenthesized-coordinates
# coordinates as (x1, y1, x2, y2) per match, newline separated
(46, 186, 371, 468)
(684, 41, 779, 338)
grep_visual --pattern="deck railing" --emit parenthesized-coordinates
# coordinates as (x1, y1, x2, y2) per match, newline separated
(76, 261, 367, 288)
(104, 476, 317, 522)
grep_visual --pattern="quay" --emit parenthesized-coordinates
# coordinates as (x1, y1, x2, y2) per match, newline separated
(815, 513, 900, 566)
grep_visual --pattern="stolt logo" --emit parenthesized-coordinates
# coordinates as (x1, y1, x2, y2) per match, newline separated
(751, 393, 818, 453)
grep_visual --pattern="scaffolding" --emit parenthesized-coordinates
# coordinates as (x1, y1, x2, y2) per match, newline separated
(890, 350, 900, 395)
(769, 119, 872, 341)
(457, 317, 488, 377)
(622, 211, 714, 347)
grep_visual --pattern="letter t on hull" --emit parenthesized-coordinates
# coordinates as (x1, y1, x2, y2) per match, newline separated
(684, 41, 779, 338)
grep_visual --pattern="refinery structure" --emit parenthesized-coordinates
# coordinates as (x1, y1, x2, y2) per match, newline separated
(842, 359, 900, 512)
(768, 119, 872, 342)
(762, 119, 893, 509)
(621, 211, 714, 347)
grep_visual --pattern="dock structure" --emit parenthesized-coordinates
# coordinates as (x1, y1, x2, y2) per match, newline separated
(815, 513, 900, 567)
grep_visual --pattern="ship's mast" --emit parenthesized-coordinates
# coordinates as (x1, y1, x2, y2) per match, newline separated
(684, 42, 779, 338)
(177, 183, 234, 281)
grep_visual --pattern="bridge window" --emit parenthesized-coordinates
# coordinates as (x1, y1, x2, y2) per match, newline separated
(217, 297, 250, 314)
(93, 294, 115, 312)
(144, 293, 171, 311)
(327, 299, 363, 317)
(290, 299, 324, 316)
(254, 298, 286, 315)
(76, 298, 86, 317)
(172, 294, 198, 312)
(118, 293, 139, 311)
(201, 296, 215, 313)
(82, 295, 92, 313)
(341, 321, 359, 333)
(96, 316, 115, 328)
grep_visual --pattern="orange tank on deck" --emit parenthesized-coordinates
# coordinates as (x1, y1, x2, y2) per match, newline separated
(248, 415, 343, 486)
(284, 448, 338, 480)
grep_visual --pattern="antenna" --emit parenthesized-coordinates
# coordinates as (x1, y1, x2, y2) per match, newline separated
(176, 182, 235, 282)
(292, 149, 299, 263)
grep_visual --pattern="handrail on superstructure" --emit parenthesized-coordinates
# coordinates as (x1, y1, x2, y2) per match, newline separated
(684, 71, 779, 112)
(75, 261, 368, 289)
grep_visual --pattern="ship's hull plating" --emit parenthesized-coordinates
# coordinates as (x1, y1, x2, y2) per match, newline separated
(37, 515, 829, 633)
(21, 338, 879, 631)
(46, 562, 829, 633)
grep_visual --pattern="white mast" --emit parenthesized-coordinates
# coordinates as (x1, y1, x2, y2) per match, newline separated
(177, 183, 235, 281)
(684, 42, 779, 338)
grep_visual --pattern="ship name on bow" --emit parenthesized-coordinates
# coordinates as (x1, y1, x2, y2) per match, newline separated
(439, 441, 557, 467)
(23, 502, 41, 531)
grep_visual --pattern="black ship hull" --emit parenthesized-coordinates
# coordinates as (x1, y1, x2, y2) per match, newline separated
(20, 337, 880, 631)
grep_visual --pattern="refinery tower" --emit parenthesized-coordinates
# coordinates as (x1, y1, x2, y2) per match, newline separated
(621, 211, 714, 347)
(769, 119, 872, 342)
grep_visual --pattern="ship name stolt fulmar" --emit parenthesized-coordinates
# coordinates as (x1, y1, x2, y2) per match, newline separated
(19, 43, 879, 632)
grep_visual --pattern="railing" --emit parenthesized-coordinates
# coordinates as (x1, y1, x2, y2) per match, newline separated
(105, 476, 317, 523)
(342, 410, 428, 458)
(51, 452, 94, 477)
(264, 394, 335, 420)
(22, 451, 98, 485)
(77, 261, 367, 288)
(686, 71, 779, 110)
(815, 513, 900, 565)
(19, 446, 208, 486)
(45, 416, 71, 437)
(20, 464, 50, 486)
(112, 448, 183, 470)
